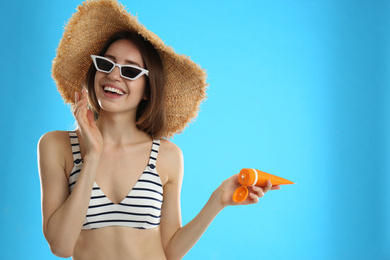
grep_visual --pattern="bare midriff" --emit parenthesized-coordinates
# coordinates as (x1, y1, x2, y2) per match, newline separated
(72, 226, 166, 260)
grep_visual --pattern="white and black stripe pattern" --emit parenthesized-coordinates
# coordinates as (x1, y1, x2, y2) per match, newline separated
(68, 131, 163, 230)
(69, 131, 83, 192)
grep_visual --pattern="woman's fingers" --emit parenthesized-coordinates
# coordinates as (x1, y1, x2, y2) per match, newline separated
(248, 180, 281, 204)
(75, 91, 80, 103)
(75, 101, 88, 124)
(74, 89, 90, 126)
(252, 186, 265, 198)
(220, 175, 282, 206)
(73, 92, 80, 117)
(86, 109, 97, 128)
(251, 180, 271, 198)
(249, 192, 260, 203)
(263, 180, 272, 193)
(74, 91, 84, 111)
(72, 89, 103, 155)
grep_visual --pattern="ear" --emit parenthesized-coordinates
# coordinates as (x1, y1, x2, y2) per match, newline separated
(143, 88, 149, 100)
(143, 82, 150, 101)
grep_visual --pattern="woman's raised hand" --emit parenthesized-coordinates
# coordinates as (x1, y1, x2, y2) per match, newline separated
(217, 174, 281, 207)
(74, 89, 103, 156)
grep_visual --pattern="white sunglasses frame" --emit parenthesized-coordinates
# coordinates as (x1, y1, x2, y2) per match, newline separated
(91, 55, 149, 80)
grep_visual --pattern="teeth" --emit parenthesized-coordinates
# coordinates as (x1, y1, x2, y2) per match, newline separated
(103, 86, 124, 95)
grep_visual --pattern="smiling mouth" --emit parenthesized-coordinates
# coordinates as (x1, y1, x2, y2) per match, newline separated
(103, 86, 125, 96)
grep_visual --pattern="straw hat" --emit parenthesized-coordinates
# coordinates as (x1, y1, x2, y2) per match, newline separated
(52, 0, 207, 138)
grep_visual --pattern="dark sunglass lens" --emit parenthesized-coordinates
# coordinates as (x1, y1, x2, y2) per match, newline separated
(122, 66, 142, 79)
(96, 58, 114, 72)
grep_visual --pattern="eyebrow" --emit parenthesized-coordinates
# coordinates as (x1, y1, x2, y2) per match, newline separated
(104, 54, 143, 68)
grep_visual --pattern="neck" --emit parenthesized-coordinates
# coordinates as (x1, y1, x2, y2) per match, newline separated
(96, 110, 151, 146)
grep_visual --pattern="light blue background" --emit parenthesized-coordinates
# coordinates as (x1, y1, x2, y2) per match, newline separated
(1, 0, 389, 259)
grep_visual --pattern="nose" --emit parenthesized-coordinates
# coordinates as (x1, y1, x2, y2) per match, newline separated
(107, 65, 121, 81)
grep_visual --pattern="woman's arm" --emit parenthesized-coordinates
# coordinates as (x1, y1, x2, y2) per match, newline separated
(162, 184, 223, 260)
(159, 143, 279, 260)
(38, 132, 100, 257)
(38, 90, 103, 258)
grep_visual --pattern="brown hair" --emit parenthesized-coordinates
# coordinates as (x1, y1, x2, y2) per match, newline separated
(84, 31, 166, 138)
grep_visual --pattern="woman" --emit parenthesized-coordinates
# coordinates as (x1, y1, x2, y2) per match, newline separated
(38, 1, 280, 259)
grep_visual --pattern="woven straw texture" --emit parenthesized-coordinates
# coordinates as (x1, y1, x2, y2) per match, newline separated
(52, 0, 207, 138)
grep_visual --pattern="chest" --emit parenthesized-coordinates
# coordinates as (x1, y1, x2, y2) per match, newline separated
(67, 136, 164, 230)
(94, 145, 153, 204)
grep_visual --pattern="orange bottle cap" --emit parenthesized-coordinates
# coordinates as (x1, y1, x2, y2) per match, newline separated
(233, 186, 249, 203)
(239, 168, 257, 186)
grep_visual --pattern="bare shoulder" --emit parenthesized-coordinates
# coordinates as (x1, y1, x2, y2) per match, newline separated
(38, 131, 72, 154)
(158, 139, 183, 161)
(157, 139, 184, 184)
(38, 130, 73, 172)
(39, 130, 71, 144)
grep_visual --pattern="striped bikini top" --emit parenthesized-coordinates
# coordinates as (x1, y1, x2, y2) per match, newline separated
(68, 131, 163, 230)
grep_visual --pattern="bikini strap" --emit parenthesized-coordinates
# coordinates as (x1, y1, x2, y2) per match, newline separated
(69, 131, 83, 164)
(147, 139, 160, 170)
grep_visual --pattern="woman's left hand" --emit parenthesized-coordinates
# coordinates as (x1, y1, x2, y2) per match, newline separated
(217, 174, 281, 207)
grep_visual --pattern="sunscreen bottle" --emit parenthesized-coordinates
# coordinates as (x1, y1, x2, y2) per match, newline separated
(232, 168, 294, 203)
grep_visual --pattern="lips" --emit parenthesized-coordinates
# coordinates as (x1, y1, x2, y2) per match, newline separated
(101, 84, 126, 98)
(103, 86, 124, 95)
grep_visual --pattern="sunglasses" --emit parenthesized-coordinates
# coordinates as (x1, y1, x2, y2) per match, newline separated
(91, 55, 149, 80)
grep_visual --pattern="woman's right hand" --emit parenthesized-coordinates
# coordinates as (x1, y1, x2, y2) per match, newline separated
(74, 89, 103, 156)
